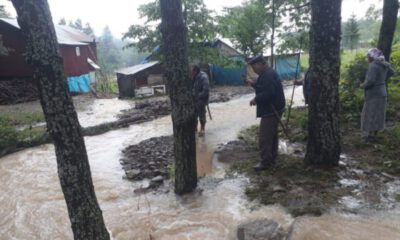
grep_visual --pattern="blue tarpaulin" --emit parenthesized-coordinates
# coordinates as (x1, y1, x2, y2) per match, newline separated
(67, 74, 91, 93)
(212, 65, 246, 85)
(212, 54, 301, 85)
(275, 54, 301, 80)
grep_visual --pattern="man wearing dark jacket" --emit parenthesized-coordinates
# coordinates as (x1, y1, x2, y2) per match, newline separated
(245, 56, 286, 171)
(192, 65, 210, 137)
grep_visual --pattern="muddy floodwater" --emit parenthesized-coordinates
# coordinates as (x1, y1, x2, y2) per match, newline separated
(1, 86, 400, 239)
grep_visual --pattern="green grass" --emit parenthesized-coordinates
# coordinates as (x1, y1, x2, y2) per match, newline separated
(4, 112, 45, 126)
(300, 48, 368, 72)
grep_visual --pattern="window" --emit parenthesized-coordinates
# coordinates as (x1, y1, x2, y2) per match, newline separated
(76, 47, 80, 56)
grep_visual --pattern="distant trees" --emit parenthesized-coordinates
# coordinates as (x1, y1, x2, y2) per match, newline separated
(58, 18, 67, 25)
(343, 14, 360, 50)
(378, 0, 399, 61)
(10, 0, 110, 239)
(0, 5, 10, 55)
(124, 0, 221, 63)
(160, 0, 197, 194)
(305, 0, 342, 167)
(0, 5, 10, 18)
(343, 15, 360, 49)
(218, 0, 310, 58)
(97, 26, 121, 74)
(218, 1, 269, 56)
(83, 23, 95, 37)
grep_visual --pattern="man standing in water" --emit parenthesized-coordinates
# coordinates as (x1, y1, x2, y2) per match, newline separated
(192, 65, 210, 137)
(245, 56, 286, 171)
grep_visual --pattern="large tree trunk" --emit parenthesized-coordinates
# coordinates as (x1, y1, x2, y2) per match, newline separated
(305, 0, 341, 167)
(160, 0, 197, 194)
(11, 1, 110, 239)
(378, 0, 399, 61)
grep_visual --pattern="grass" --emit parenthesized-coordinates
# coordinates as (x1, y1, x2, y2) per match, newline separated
(300, 48, 368, 72)
(4, 112, 45, 126)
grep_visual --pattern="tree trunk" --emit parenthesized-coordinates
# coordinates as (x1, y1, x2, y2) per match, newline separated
(270, 0, 276, 68)
(305, 0, 341, 167)
(11, 1, 110, 239)
(377, 0, 399, 61)
(160, 0, 197, 194)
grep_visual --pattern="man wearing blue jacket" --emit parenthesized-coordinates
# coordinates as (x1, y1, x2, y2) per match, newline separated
(245, 56, 286, 171)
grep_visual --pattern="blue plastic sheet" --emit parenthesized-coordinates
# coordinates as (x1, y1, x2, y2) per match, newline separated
(275, 54, 301, 80)
(212, 65, 246, 85)
(67, 74, 91, 93)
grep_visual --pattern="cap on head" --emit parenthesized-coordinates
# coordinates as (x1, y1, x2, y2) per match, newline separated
(192, 65, 201, 73)
(248, 55, 266, 65)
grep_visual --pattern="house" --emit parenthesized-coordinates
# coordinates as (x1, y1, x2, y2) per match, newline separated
(0, 18, 100, 104)
(115, 61, 166, 98)
(115, 38, 246, 98)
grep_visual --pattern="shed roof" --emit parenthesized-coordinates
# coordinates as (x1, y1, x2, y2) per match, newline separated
(115, 61, 159, 75)
(0, 18, 94, 46)
(213, 38, 243, 56)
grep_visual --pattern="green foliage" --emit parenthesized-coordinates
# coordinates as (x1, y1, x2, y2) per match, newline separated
(3, 112, 45, 126)
(219, 0, 310, 56)
(348, 5, 381, 48)
(340, 47, 400, 123)
(343, 14, 360, 50)
(94, 74, 119, 94)
(58, 18, 67, 25)
(97, 26, 121, 74)
(123, 0, 220, 63)
(0, 5, 10, 18)
(83, 23, 95, 37)
(218, 1, 270, 56)
(0, 117, 18, 153)
(340, 54, 368, 122)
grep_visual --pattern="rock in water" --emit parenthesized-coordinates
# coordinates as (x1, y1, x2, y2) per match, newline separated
(126, 169, 141, 179)
(237, 219, 286, 240)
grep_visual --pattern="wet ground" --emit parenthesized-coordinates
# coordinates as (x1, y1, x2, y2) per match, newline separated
(1, 85, 400, 239)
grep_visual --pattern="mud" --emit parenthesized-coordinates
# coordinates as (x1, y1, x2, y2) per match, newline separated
(221, 121, 400, 217)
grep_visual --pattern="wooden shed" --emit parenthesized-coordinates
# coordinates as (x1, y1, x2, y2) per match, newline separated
(0, 18, 99, 104)
(115, 61, 166, 98)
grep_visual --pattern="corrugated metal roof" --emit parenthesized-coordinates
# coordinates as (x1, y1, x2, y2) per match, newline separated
(115, 61, 160, 75)
(0, 18, 94, 46)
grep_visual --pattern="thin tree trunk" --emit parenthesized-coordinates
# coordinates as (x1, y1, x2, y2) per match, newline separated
(378, 0, 399, 61)
(11, 1, 110, 239)
(270, 0, 276, 68)
(160, 0, 197, 194)
(305, 0, 342, 167)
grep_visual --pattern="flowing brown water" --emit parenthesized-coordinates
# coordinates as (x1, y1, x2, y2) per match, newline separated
(1, 87, 400, 239)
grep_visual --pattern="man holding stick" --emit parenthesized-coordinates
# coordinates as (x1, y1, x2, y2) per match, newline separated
(192, 65, 210, 137)
(245, 56, 286, 171)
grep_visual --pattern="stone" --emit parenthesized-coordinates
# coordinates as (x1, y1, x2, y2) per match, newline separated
(126, 169, 141, 179)
(151, 175, 164, 183)
(237, 219, 286, 240)
(272, 185, 287, 193)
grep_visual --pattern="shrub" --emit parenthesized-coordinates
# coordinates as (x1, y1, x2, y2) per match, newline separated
(0, 117, 18, 153)
(340, 54, 368, 122)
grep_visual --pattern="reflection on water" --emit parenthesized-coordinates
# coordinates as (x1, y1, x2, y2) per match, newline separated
(1, 87, 400, 239)
(196, 137, 214, 177)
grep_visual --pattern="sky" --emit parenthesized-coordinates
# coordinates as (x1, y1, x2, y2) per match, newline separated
(1, 0, 382, 38)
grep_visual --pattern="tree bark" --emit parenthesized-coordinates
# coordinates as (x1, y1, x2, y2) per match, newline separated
(270, 0, 276, 68)
(305, 0, 341, 167)
(160, 0, 197, 194)
(377, 0, 399, 61)
(11, 1, 110, 239)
